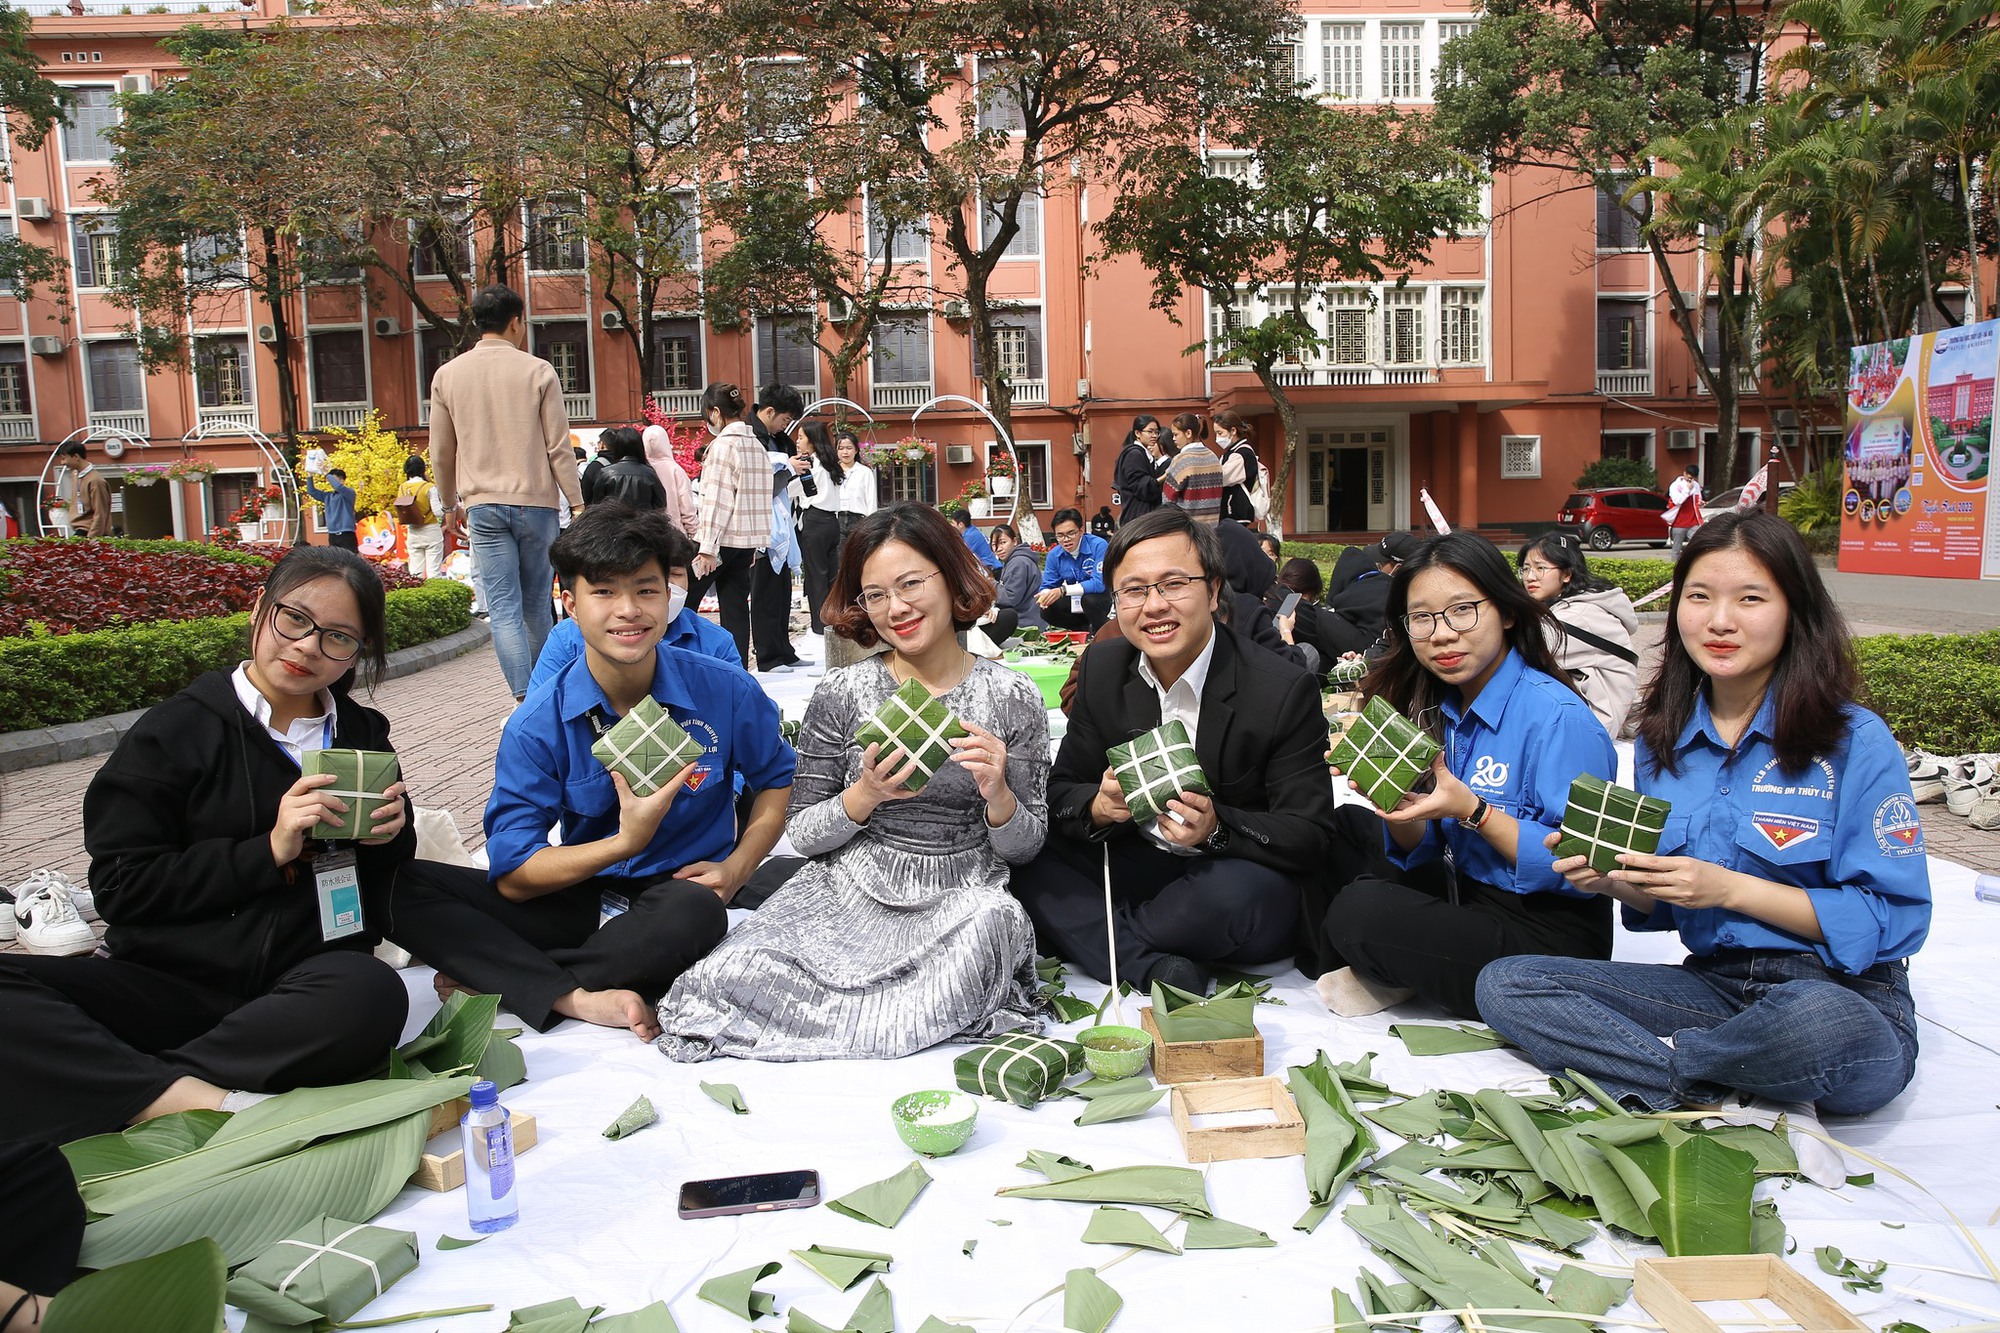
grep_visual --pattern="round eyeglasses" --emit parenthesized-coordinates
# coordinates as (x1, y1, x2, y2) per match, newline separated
(1401, 599, 1488, 641)
(270, 602, 363, 661)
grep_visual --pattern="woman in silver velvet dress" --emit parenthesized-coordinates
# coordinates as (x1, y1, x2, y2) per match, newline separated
(655, 504, 1048, 1061)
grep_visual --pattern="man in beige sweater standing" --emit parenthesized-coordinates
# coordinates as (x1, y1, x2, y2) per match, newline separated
(430, 285, 584, 700)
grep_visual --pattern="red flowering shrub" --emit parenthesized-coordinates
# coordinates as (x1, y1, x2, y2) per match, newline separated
(0, 540, 268, 638)
(236, 542, 425, 590)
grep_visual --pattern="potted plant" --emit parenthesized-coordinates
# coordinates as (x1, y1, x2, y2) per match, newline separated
(165, 458, 219, 483)
(986, 450, 1017, 498)
(226, 487, 282, 542)
(123, 463, 172, 488)
(952, 480, 989, 520)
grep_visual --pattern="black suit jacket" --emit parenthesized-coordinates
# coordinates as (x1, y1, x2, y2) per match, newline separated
(1047, 624, 1335, 877)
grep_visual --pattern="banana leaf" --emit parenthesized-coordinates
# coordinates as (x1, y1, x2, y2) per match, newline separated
(1697, 1123, 1800, 1176)
(84, 1076, 475, 1215)
(591, 1304, 682, 1332)
(1333, 1053, 1398, 1103)
(63, 1109, 231, 1186)
(1289, 1051, 1378, 1233)
(1371, 1167, 1528, 1224)
(1071, 1077, 1150, 1100)
(1074, 1085, 1166, 1126)
(698, 1262, 783, 1322)
(1342, 1201, 1594, 1333)
(1363, 1094, 1453, 1142)
(1617, 1134, 1757, 1256)
(438, 1235, 489, 1249)
(1332, 1288, 1368, 1333)
(1546, 1264, 1631, 1315)
(1472, 1090, 1578, 1199)
(962, 1239, 977, 1257)
(1561, 1069, 1632, 1116)
(1358, 1269, 1433, 1322)
(997, 1165, 1212, 1218)
(395, 994, 523, 1091)
(505, 1298, 600, 1332)
(701, 1082, 749, 1115)
(828, 1162, 932, 1228)
(603, 1096, 658, 1140)
(1052, 994, 1100, 1023)
(790, 1245, 893, 1291)
(42, 1237, 225, 1333)
(1148, 980, 1259, 1043)
(1080, 1206, 1180, 1254)
(1750, 1198, 1787, 1255)
(1062, 1268, 1122, 1333)
(788, 1278, 893, 1333)
(82, 1108, 435, 1268)
(1181, 1216, 1276, 1250)
(1389, 1023, 1509, 1056)
(1019, 1150, 1095, 1183)
(915, 1320, 974, 1333)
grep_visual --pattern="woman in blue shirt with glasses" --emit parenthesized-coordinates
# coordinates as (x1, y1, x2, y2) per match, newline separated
(1478, 512, 1930, 1115)
(1313, 531, 1617, 1020)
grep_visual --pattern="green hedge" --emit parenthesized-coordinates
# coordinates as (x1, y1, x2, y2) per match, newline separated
(1854, 630, 2000, 756)
(0, 536, 274, 569)
(0, 580, 473, 733)
(1585, 558, 1678, 606)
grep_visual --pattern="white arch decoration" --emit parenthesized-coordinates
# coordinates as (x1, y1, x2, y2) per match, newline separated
(180, 420, 302, 546)
(911, 393, 1026, 528)
(35, 424, 151, 537)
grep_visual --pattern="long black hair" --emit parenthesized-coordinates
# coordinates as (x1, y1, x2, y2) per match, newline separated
(1119, 414, 1162, 451)
(1361, 531, 1575, 733)
(1634, 511, 1856, 778)
(1516, 531, 1612, 599)
(251, 546, 389, 692)
(800, 419, 845, 485)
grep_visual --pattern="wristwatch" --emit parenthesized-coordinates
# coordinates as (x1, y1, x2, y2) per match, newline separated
(1203, 822, 1231, 854)
(1463, 796, 1493, 831)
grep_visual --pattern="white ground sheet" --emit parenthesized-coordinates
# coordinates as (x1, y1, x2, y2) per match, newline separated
(264, 669, 2000, 1332)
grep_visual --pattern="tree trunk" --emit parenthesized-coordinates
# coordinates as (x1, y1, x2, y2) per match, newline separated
(260, 226, 301, 455)
(1262, 367, 1300, 540)
(1960, 152, 1982, 322)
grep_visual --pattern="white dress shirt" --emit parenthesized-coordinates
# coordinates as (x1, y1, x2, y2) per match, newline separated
(1133, 624, 1217, 853)
(232, 662, 334, 764)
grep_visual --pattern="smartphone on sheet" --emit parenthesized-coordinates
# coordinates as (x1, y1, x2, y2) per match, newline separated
(1275, 590, 1302, 620)
(677, 1169, 822, 1219)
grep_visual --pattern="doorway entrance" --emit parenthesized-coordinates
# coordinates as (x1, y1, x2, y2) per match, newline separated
(116, 479, 177, 539)
(1302, 427, 1393, 533)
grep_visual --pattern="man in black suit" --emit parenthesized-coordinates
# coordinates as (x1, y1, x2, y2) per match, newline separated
(1011, 506, 1338, 994)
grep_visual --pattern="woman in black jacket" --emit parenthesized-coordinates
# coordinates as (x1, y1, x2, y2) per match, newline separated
(0, 547, 416, 1142)
(589, 425, 668, 511)
(1111, 414, 1167, 525)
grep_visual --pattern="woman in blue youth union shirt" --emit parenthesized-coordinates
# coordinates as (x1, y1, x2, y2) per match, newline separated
(1315, 532, 1617, 1020)
(1478, 512, 1930, 1114)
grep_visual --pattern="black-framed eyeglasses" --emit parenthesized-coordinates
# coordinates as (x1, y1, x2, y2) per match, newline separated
(270, 602, 364, 661)
(1401, 599, 1487, 641)
(855, 570, 943, 613)
(1113, 574, 1210, 611)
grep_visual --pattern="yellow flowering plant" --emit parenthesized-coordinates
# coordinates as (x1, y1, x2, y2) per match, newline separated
(310, 412, 414, 519)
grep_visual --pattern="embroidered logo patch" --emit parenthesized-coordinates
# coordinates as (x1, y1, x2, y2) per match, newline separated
(1753, 813, 1821, 851)
(1469, 755, 1511, 791)
(1873, 793, 1924, 856)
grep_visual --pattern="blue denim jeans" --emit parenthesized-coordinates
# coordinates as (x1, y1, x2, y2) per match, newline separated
(1476, 950, 1918, 1115)
(467, 503, 560, 698)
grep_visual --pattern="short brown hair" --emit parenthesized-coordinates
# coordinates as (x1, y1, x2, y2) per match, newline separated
(824, 502, 995, 646)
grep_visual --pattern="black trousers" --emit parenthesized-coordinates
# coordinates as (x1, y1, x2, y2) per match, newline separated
(328, 530, 359, 552)
(1317, 823, 1613, 1020)
(1012, 835, 1298, 986)
(389, 860, 727, 1032)
(798, 509, 842, 635)
(0, 950, 408, 1143)
(988, 608, 1020, 643)
(750, 555, 800, 669)
(688, 546, 756, 669)
(1042, 591, 1113, 633)
(0, 1143, 84, 1297)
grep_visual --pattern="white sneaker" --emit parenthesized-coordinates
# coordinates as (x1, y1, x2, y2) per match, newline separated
(10, 869, 95, 924)
(0, 889, 15, 944)
(14, 884, 96, 957)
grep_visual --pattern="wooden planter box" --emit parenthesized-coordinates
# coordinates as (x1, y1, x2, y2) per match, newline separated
(1633, 1256, 1867, 1333)
(415, 1097, 540, 1192)
(1138, 1007, 1263, 1084)
(1170, 1077, 1305, 1163)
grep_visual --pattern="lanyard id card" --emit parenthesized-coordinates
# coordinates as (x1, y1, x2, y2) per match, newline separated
(312, 848, 365, 941)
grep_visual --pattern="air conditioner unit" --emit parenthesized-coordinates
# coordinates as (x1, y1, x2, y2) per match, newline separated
(372, 316, 401, 337)
(27, 335, 63, 356)
(119, 74, 151, 95)
(944, 444, 975, 465)
(941, 299, 970, 321)
(15, 197, 51, 222)
(600, 310, 624, 331)
(254, 324, 278, 344)
(827, 296, 856, 324)
(1772, 408, 1799, 430)
(1667, 428, 1696, 451)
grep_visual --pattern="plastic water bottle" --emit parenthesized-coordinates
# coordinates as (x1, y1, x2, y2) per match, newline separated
(1976, 875, 2000, 905)
(460, 1080, 519, 1233)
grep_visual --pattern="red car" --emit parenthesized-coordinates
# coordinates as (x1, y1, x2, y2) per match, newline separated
(1555, 487, 1672, 550)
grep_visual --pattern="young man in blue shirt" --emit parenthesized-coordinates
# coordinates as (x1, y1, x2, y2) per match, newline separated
(1036, 508, 1111, 631)
(392, 505, 795, 1040)
(949, 509, 1000, 574)
(302, 468, 359, 551)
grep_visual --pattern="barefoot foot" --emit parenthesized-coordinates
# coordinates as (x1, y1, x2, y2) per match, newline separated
(433, 973, 479, 1001)
(555, 987, 661, 1041)
(132, 1075, 227, 1125)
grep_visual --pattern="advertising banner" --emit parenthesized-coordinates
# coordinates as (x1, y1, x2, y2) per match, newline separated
(1840, 319, 1999, 577)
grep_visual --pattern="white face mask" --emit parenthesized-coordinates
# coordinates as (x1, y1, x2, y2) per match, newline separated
(668, 584, 688, 622)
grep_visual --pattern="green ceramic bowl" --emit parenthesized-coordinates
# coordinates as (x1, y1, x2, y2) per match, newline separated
(1077, 1024, 1154, 1080)
(891, 1089, 980, 1157)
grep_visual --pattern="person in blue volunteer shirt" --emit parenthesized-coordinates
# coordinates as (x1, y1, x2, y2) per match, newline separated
(1478, 513, 1930, 1114)
(302, 468, 359, 551)
(1311, 531, 1616, 1020)
(391, 503, 795, 1041)
(1036, 508, 1111, 631)
(526, 517, 741, 689)
(949, 508, 1000, 573)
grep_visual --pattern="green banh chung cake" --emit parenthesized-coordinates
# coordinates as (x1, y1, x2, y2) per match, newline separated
(854, 677, 968, 793)
(1108, 720, 1212, 824)
(1554, 774, 1672, 874)
(954, 1033, 1085, 1107)
(299, 749, 401, 841)
(1326, 696, 1441, 812)
(590, 697, 705, 797)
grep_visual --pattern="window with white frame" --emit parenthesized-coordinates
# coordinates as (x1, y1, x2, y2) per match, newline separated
(652, 317, 702, 391)
(195, 336, 252, 407)
(755, 314, 816, 390)
(420, 326, 459, 396)
(309, 330, 367, 404)
(412, 215, 473, 278)
(981, 191, 1040, 259)
(744, 59, 811, 143)
(1321, 23, 1364, 99)
(1207, 287, 1251, 360)
(1207, 153, 1255, 186)
(1435, 21, 1476, 93)
(528, 199, 586, 272)
(882, 459, 935, 504)
(975, 58, 1025, 133)
(1330, 289, 1372, 364)
(534, 321, 590, 393)
(1596, 178, 1645, 250)
(187, 231, 246, 285)
(1597, 297, 1648, 370)
(870, 312, 930, 387)
(1382, 287, 1425, 364)
(1381, 23, 1424, 101)
(307, 224, 366, 283)
(61, 86, 119, 161)
(974, 308, 1043, 381)
(666, 188, 700, 268)
(86, 340, 146, 414)
(1440, 287, 1482, 364)
(1265, 37, 1307, 89)
(0, 218, 16, 299)
(1600, 431, 1653, 464)
(0, 343, 29, 416)
(1006, 440, 1052, 509)
(72, 218, 121, 289)
(1500, 435, 1542, 479)
(866, 195, 929, 263)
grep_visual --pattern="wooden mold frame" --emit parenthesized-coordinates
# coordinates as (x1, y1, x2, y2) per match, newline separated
(1633, 1256, 1868, 1333)
(413, 1097, 540, 1193)
(1169, 1076, 1306, 1163)
(1137, 1006, 1264, 1084)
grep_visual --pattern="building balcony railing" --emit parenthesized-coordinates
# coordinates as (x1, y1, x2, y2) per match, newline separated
(562, 392, 595, 422)
(1597, 369, 1653, 397)
(196, 405, 257, 432)
(311, 403, 370, 431)
(0, 416, 36, 442)
(982, 378, 1048, 406)
(19, 0, 231, 13)
(649, 389, 703, 418)
(1694, 368, 1762, 396)
(1265, 365, 1442, 387)
(88, 410, 149, 438)
(870, 382, 932, 411)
